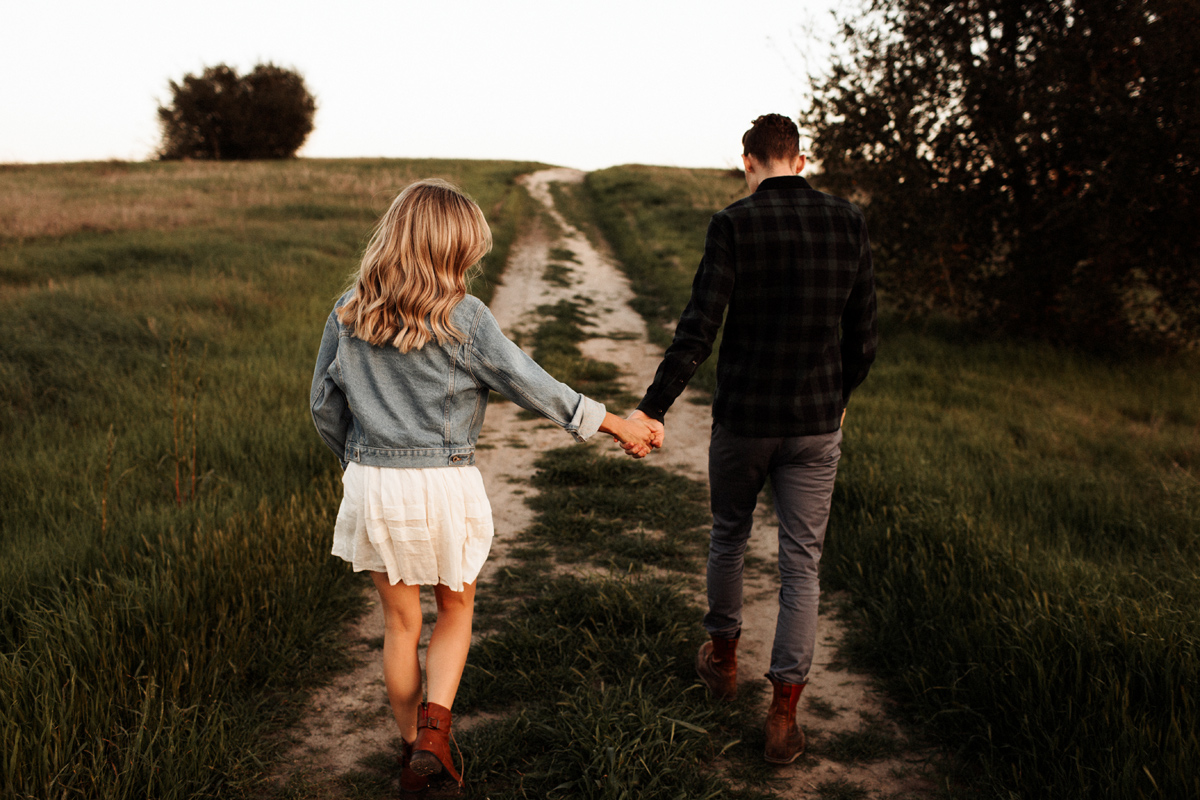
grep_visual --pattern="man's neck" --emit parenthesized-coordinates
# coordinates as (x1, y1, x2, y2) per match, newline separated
(753, 170, 799, 189)
(743, 155, 805, 192)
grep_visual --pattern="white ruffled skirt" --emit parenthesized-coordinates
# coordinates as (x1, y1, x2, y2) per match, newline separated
(331, 462, 494, 591)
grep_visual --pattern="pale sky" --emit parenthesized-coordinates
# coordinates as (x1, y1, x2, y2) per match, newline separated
(0, 0, 842, 170)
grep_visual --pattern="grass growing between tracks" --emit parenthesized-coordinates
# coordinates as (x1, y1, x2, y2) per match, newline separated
(522, 445, 708, 569)
(458, 570, 745, 799)
(581, 164, 1200, 800)
(525, 297, 639, 411)
(0, 158, 543, 799)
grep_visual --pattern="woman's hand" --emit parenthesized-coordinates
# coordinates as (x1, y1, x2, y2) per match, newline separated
(598, 412, 658, 459)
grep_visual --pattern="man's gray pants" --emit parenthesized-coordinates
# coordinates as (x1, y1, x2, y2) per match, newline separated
(703, 422, 842, 686)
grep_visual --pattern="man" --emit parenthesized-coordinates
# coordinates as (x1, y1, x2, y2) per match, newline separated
(629, 114, 877, 764)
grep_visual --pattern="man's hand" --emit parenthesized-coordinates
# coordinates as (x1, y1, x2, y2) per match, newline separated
(627, 409, 665, 449)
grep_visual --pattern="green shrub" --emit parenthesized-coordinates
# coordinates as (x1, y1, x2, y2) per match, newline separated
(157, 63, 316, 160)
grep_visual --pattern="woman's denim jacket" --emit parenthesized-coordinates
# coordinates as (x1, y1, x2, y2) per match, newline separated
(311, 292, 606, 469)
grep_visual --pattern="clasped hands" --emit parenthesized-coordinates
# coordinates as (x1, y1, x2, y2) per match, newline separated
(600, 409, 665, 459)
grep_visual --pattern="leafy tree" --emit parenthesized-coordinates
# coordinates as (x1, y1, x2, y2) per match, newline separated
(801, 0, 1199, 350)
(157, 63, 316, 161)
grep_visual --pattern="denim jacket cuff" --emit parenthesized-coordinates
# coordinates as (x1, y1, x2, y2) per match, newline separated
(567, 395, 606, 442)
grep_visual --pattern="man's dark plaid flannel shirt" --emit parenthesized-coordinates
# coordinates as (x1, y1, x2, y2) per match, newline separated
(637, 175, 878, 437)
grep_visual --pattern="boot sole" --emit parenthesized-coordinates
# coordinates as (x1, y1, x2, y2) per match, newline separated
(409, 750, 445, 778)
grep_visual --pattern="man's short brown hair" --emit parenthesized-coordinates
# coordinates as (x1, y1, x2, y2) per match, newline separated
(741, 114, 800, 163)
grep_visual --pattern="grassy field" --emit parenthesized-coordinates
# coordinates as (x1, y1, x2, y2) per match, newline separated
(575, 165, 1200, 800)
(0, 158, 543, 799)
(8, 156, 1198, 799)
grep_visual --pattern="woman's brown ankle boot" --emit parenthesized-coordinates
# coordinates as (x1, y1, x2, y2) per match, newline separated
(399, 737, 429, 796)
(410, 702, 462, 787)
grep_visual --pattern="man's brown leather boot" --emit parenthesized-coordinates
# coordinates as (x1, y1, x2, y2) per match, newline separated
(763, 675, 806, 764)
(696, 633, 739, 700)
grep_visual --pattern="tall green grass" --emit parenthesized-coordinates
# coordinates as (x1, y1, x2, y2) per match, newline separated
(829, 320, 1200, 799)
(0, 158, 544, 799)
(582, 165, 1200, 800)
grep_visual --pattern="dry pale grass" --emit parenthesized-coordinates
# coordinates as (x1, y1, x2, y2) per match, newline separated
(0, 159, 437, 240)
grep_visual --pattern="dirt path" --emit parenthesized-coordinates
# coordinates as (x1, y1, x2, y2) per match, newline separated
(277, 169, 938, 799)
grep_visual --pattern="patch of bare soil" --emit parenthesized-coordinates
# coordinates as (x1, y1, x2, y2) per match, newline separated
(273, 168, 940, 799)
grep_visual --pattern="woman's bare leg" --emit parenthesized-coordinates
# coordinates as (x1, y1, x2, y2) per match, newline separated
(426, 581, 477, 709)
(371, 572, 423, 744)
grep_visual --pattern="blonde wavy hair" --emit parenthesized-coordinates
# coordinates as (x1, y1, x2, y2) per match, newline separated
(338, 179, 492, 352)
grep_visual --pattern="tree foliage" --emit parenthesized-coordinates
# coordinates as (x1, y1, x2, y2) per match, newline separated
(801, 0, 1199, 350)
(157, 63, 316, 161)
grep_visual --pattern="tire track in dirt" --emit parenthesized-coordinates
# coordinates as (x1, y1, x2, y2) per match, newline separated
(275, 168, 940, 799)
